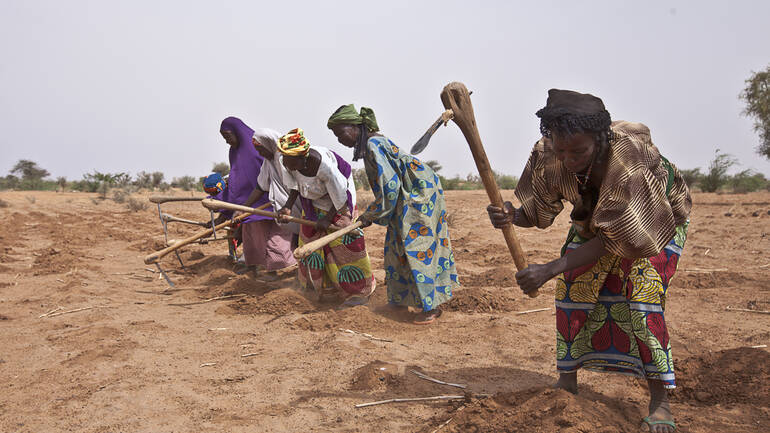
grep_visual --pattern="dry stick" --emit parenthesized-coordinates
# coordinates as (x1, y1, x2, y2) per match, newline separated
(514, 307, 550, 315)
(411, 370, 467, 389)
(760, 263, 770, 269)
(241, 353, 259, 358)
(725, 306, 770, 315)
(750, 345, 768, 349)
(340, 328, 393, 343)
(200, 362, 217, 367)
(431, 407, 466, 433)
(43, 305, 109, 318)
(355, 395, 465, 408)
(39, 306, 63, 318)
(168, 293, 247, 307)
(686, 267, 728, 273)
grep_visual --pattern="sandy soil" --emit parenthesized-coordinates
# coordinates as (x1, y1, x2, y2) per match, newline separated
(0, 189, 769, 433)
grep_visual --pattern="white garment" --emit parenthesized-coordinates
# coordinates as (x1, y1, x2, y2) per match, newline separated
(281, 146, 356, 212)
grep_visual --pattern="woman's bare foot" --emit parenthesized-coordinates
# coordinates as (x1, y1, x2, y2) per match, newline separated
(413, 309, 442, 324)
(553, 372, 578, 394)
(644, 380, 676, 432)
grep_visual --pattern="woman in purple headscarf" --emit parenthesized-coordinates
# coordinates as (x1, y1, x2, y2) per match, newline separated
(219, 117, 296, 277)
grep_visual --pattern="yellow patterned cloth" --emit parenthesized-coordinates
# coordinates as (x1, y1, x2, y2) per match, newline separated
(278, 128, 311, 157)
(554, 223, 687, 388)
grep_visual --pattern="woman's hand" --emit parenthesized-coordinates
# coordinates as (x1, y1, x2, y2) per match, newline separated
(315, 218, 332, 231)
(515, 263, 558, 294)
(276, 207, 292, 223)
(213, 214, 228, 225)
(487, 201, 515, 228)
(357, 214, 373, 228)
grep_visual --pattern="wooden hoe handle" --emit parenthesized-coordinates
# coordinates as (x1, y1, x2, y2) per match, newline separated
(293, 221, 364, 259)
(144, 212, 250, 264)
(440, 82, 537, 297)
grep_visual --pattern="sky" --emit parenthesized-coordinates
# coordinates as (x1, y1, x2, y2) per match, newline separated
(1, 0, 769, 182)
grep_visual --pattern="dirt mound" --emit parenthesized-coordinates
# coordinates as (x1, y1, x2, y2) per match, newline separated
(461, 267, 516, 288)
(228, 288, 316, 315)
(128, 238, 166, 252)
(430, 387, 638, 433)
(672, 347, 770, 406)
(32, 247, 85, 275)
(442, 288, 517, 313)
(204, 269, 234, 286)
(349, 361, 400, 391)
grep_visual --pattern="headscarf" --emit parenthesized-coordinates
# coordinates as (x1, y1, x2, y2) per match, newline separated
(326, 104, 379, 132)
(278, 128, 311, 157)
(327, 104, 380, 162)
(535, 89, 611, 138)
(203, 173, 226, 194)
(253, 128, 299, 231)
(219, 116, 270, 222)
(252, 128, 281, 158)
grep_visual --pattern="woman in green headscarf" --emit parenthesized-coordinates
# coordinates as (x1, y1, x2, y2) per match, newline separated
(328, 104, 459, 324)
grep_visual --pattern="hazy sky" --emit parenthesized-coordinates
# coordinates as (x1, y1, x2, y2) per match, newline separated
(2, 0, 769, 182)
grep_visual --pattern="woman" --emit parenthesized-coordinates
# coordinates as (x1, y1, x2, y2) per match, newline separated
(275, 128, 375, 307)
(328, 104, 458, 325)
(487, 89, 691, 433)
(218, 117, 296, 276)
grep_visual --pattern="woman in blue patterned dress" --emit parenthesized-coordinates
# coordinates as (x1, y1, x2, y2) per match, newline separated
(327, 104, 459, 324)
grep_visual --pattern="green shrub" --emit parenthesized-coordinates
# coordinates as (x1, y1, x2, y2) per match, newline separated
(730, 170, 768, 193)
(700, 150, 737, 193)
(679, 168, 702, 189)
(171, 176, 197, 191)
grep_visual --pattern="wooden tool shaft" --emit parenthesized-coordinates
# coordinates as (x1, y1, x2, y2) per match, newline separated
(149, 196, 205, 204)
(201, 199, 340, 230)
(440, 82, 536, 297)
(144, 214, 247, 264)
(293, 221, 364, 259)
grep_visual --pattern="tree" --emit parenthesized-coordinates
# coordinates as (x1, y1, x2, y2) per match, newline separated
(425, 160, 442, 173)
(212, 162, 230, 176)
(679, 168, 702, 189)
(11, 160, 49, 180)
(700, 150, 737, 193)
(171, 176, 197, 191)
(740, 64, 770, 159)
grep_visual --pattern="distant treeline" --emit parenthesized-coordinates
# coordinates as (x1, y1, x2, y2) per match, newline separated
(2, 151, 768, 196)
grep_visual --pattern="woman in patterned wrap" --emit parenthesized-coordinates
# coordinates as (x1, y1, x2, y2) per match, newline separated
(275, 128, 375, 308)
(487, 90, 690, 433)
(328, 104, 458, 325)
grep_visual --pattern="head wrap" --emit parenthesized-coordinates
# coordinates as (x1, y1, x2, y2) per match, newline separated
(203, 173, 226, 194)
(218, 116, 271, 223)
(535, 89, 611, 138)
(252, 128, 281, 158)
(327, 104, 379, 132)
(278, 128, 311, 157)
(327, 104, 379, 162)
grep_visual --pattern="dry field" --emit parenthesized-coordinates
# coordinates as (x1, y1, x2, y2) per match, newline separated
(1, 189, 768, 432)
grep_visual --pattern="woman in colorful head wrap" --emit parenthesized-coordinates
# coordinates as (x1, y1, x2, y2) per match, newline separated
(275, 128, 375, 307)
(219, 117, 296, 276)
(487, 90, 691, 432)
(328, 104, 458, 324)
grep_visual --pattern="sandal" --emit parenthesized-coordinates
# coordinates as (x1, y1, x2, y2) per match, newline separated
(642, 416, 676, 432)
(414, 309, 442, 325)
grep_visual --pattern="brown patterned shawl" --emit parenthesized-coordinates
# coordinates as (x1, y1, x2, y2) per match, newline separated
(515, 120, 692, 259)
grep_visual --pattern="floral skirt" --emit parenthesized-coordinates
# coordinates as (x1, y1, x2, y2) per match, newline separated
(555, 223, 688, 389)
(297, 206, 375, 300)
